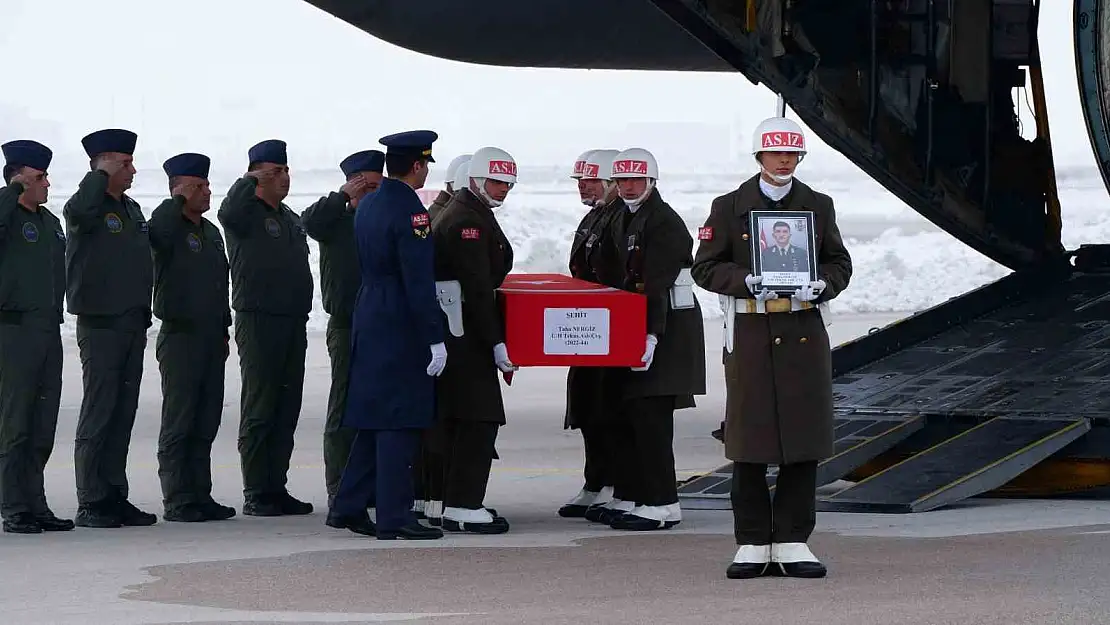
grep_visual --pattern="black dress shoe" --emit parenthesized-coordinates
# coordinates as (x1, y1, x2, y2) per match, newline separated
(558, 503, 589, 518)
(377, 522, 443, 540)
(726, 545, 771, 579)
(276, 492, 313, 515)
(3, 514, 43, 534)
(326, 511, 376, 537)
(164, 505, 207, 523)
(198, 500, 237, 521)
(610, 513, 680, 531)
(243, 494, 284, 517)
(35, 513, 75, 532)
(777, 561, 827, 578)
(75, 502, 123, 528)
(116, 498, 158, 526)
(771, 543, 828, 578)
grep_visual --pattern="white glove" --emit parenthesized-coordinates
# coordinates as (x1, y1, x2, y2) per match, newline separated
(426, 342, 447, 377)
(745, 274, 778, 302)
(793, 279, 826, 303)
(493, 342, 517, 373)
(631, 334, 658, 372)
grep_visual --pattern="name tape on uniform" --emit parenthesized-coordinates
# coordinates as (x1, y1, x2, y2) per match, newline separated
(411, 213, 429, 227)
(698, 226, 714, 240)
(461, 227, 481, 240)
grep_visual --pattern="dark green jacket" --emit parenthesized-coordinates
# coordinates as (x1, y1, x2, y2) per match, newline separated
(300, 191, 357, 327)
(0, 183, 65, 325)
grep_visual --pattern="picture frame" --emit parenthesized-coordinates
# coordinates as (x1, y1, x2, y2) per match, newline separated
(748, 210, 818, 295)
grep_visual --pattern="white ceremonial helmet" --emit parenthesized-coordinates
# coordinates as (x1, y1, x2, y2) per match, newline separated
(610, 147, 659, 209)
(581, 148, 620, 208)
(452, 160, 470, 193)
(750, 116, 807, 183)
(468, 146, 517, 208)
(444, 154, 472, 191)
(570, 149, 597, 179)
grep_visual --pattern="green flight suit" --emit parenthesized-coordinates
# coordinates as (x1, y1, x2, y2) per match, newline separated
(0, 183, 65, 521)
(300, 190, 359, 499)
(217, 176, 313, 501)
(63, 170, 154, 509)
(149, 196, 232, 514)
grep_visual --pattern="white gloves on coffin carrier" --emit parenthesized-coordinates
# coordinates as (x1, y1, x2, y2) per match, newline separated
(631, 334, 658, 372)
(427, 342, 447, 377)
(493, 342, 518, 373)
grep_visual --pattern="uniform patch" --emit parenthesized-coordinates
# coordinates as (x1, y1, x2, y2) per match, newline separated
(698, 226, 714, 240)
(213, 238, 225, 251)
(461, 227, 480, 240)
(411, 213, 429, 228)
(21, 222, 38, 242)
(104, 212, 123, 233)
(186, 232, 202, 252)
(586, 232, 599, 248)
(627, 234, 637, 250)
(138, 221, 149, 233)
(264, 217, 281, 238)
(54, 229, 65, 242)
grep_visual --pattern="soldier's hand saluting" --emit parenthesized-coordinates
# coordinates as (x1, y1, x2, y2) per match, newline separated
(171, 180, 202, 204)
(340, 176, 368, 199)
(96, 155, 127, 177)
(244, 167, 277, 186)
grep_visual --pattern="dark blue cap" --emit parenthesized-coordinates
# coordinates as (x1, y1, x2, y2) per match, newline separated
(378, 130, 438, 163)
(340, 150, 385, 177)
(248, 139, 287, 166)
(81, 128, 137, 158)
(163, 153, 211, 179)
(2, 140, 53, 172)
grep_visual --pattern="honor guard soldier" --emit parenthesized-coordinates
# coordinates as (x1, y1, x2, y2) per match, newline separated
(691, 116, 852, 579)
(428, 153, 471, 223)
(218, 139, 314, 517)
(430, 145, 518, 534)
(301, 149, 384, 507)
(149, 153, 236, 523)
(326, 129, 445, 541)
(65, 129, 157, 528)
(599, 147, 706, 531)
(559, 148, 622, 518)
(0, 141, 72, 534)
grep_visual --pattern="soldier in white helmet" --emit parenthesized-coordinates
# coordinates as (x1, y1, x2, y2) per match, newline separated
(559, 148, 624, 518)
(569, 149, 596, 206)
(428, 146, 518, 534)
(691, 116, 852, 579)
(429, 154, 472, 223)
(592, 147, 706, 532)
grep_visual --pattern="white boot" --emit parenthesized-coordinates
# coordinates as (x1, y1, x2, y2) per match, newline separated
(771, 542, 827, 578)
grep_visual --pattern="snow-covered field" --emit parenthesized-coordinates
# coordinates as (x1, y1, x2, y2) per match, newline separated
(38, 161, 1109, 336)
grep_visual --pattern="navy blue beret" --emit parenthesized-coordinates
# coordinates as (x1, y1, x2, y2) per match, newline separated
(2, 140, 53, 172)
(81, 129, 137, 158)
(340, 150, 385, 177)
(378, 130, 438, 163)
(163, 153, 211, 179)
(248, 139, 287, 166)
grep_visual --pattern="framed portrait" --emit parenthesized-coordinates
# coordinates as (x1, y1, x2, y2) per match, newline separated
(749, 210, 817, 294)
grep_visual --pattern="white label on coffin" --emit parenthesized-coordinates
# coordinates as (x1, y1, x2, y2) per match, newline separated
(543, 308, 610, 355)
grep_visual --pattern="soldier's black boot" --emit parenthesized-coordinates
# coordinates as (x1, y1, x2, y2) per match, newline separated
(35, 511, 75, 532)
(726, 545, 771, 580)
(116, 496, 158, 526)
(243, 493, 284, 517)
(326, 510, 376, 537)
(163, 504, 207, 523)
(3, 513, 43, 534)
(75, 500, 123, 528)
(198, 500, 237, 521)
(276, 492, 313, 515)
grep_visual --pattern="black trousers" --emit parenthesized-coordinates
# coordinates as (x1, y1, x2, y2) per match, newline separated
(415, 429, 444, 504)
(580, 422, 613, 493)
(442, 420, 499, 510)
(731, 461, 818, 545)
(612, 396, 678, 507)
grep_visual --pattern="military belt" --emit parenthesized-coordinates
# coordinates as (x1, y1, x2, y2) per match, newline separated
(736, 299, 815, 314)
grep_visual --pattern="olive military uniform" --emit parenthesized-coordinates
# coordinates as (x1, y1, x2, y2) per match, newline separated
(427, 189, 452, 223)
(149, 176, 234, 521)
(0, 176, 68, 533)
(218, 167, 314, 515)
(65, 141, 157, 527)
(301, 189, 360, 500)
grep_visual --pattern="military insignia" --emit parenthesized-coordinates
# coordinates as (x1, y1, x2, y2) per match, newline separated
(627, 234, 636, 250)
(461, 227, 480, 240)
(104, 212, 123, 233)
(54, 229, 65, 241)
(586, 232, 599, 248)
(138, 221, 149, 234)
(698, 227, 714, 241)
(213, 238, 224, 251)
(411, 213, 429, 228)
(186, 232, 202, 252)
(264, 217, 281, 238)
(21, 222, 38, 242)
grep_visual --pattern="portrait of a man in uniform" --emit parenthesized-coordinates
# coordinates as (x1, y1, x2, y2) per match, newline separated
(752, 212, 815, 292)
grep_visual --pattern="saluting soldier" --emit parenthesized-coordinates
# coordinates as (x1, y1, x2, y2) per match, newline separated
(691, 116, 852, 579)
(65, 129, 157, 528)
(218, 139, 314, 517)
(599, 147, 706, 532)
(559, 148, 622, 518)
(428, 153, 471, 223)
(301, 149, 384, 506)
(0, 140, 73, 534)
(326, 130, 445, 541)
(149, 152, 236, 523)
(430, 145, 518, 535)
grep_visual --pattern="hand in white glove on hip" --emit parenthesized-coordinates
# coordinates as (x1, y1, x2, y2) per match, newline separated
(426, 342, 447, 377)
(493, 342, 518, 373)
(632, 334, 659, 371)
(793, 279, 826, 303)
(745, 274, 778, 302)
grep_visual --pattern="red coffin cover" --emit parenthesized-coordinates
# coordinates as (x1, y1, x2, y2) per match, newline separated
(498, 273, 647, 367)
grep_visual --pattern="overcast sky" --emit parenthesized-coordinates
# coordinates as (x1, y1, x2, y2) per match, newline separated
(0, 0, 1099, 177)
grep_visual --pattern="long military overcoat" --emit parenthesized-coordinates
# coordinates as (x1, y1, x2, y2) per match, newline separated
(608, 187, 706, 404)
(431, 188, 514, 425)
(343, 177, 445, 430)
(691, 174, 852, 464)
(428, 189, 452, 224)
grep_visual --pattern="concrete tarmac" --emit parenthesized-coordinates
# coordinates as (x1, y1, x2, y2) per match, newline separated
(6, 312, 1110, 624)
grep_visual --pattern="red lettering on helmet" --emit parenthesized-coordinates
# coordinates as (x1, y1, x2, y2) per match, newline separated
(573, 161, 585, 175)
(488, 160, 517, 176)
(761, 131, 805, 150)
(613, 159, 649, 175)
(582, 163, 599, 178)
